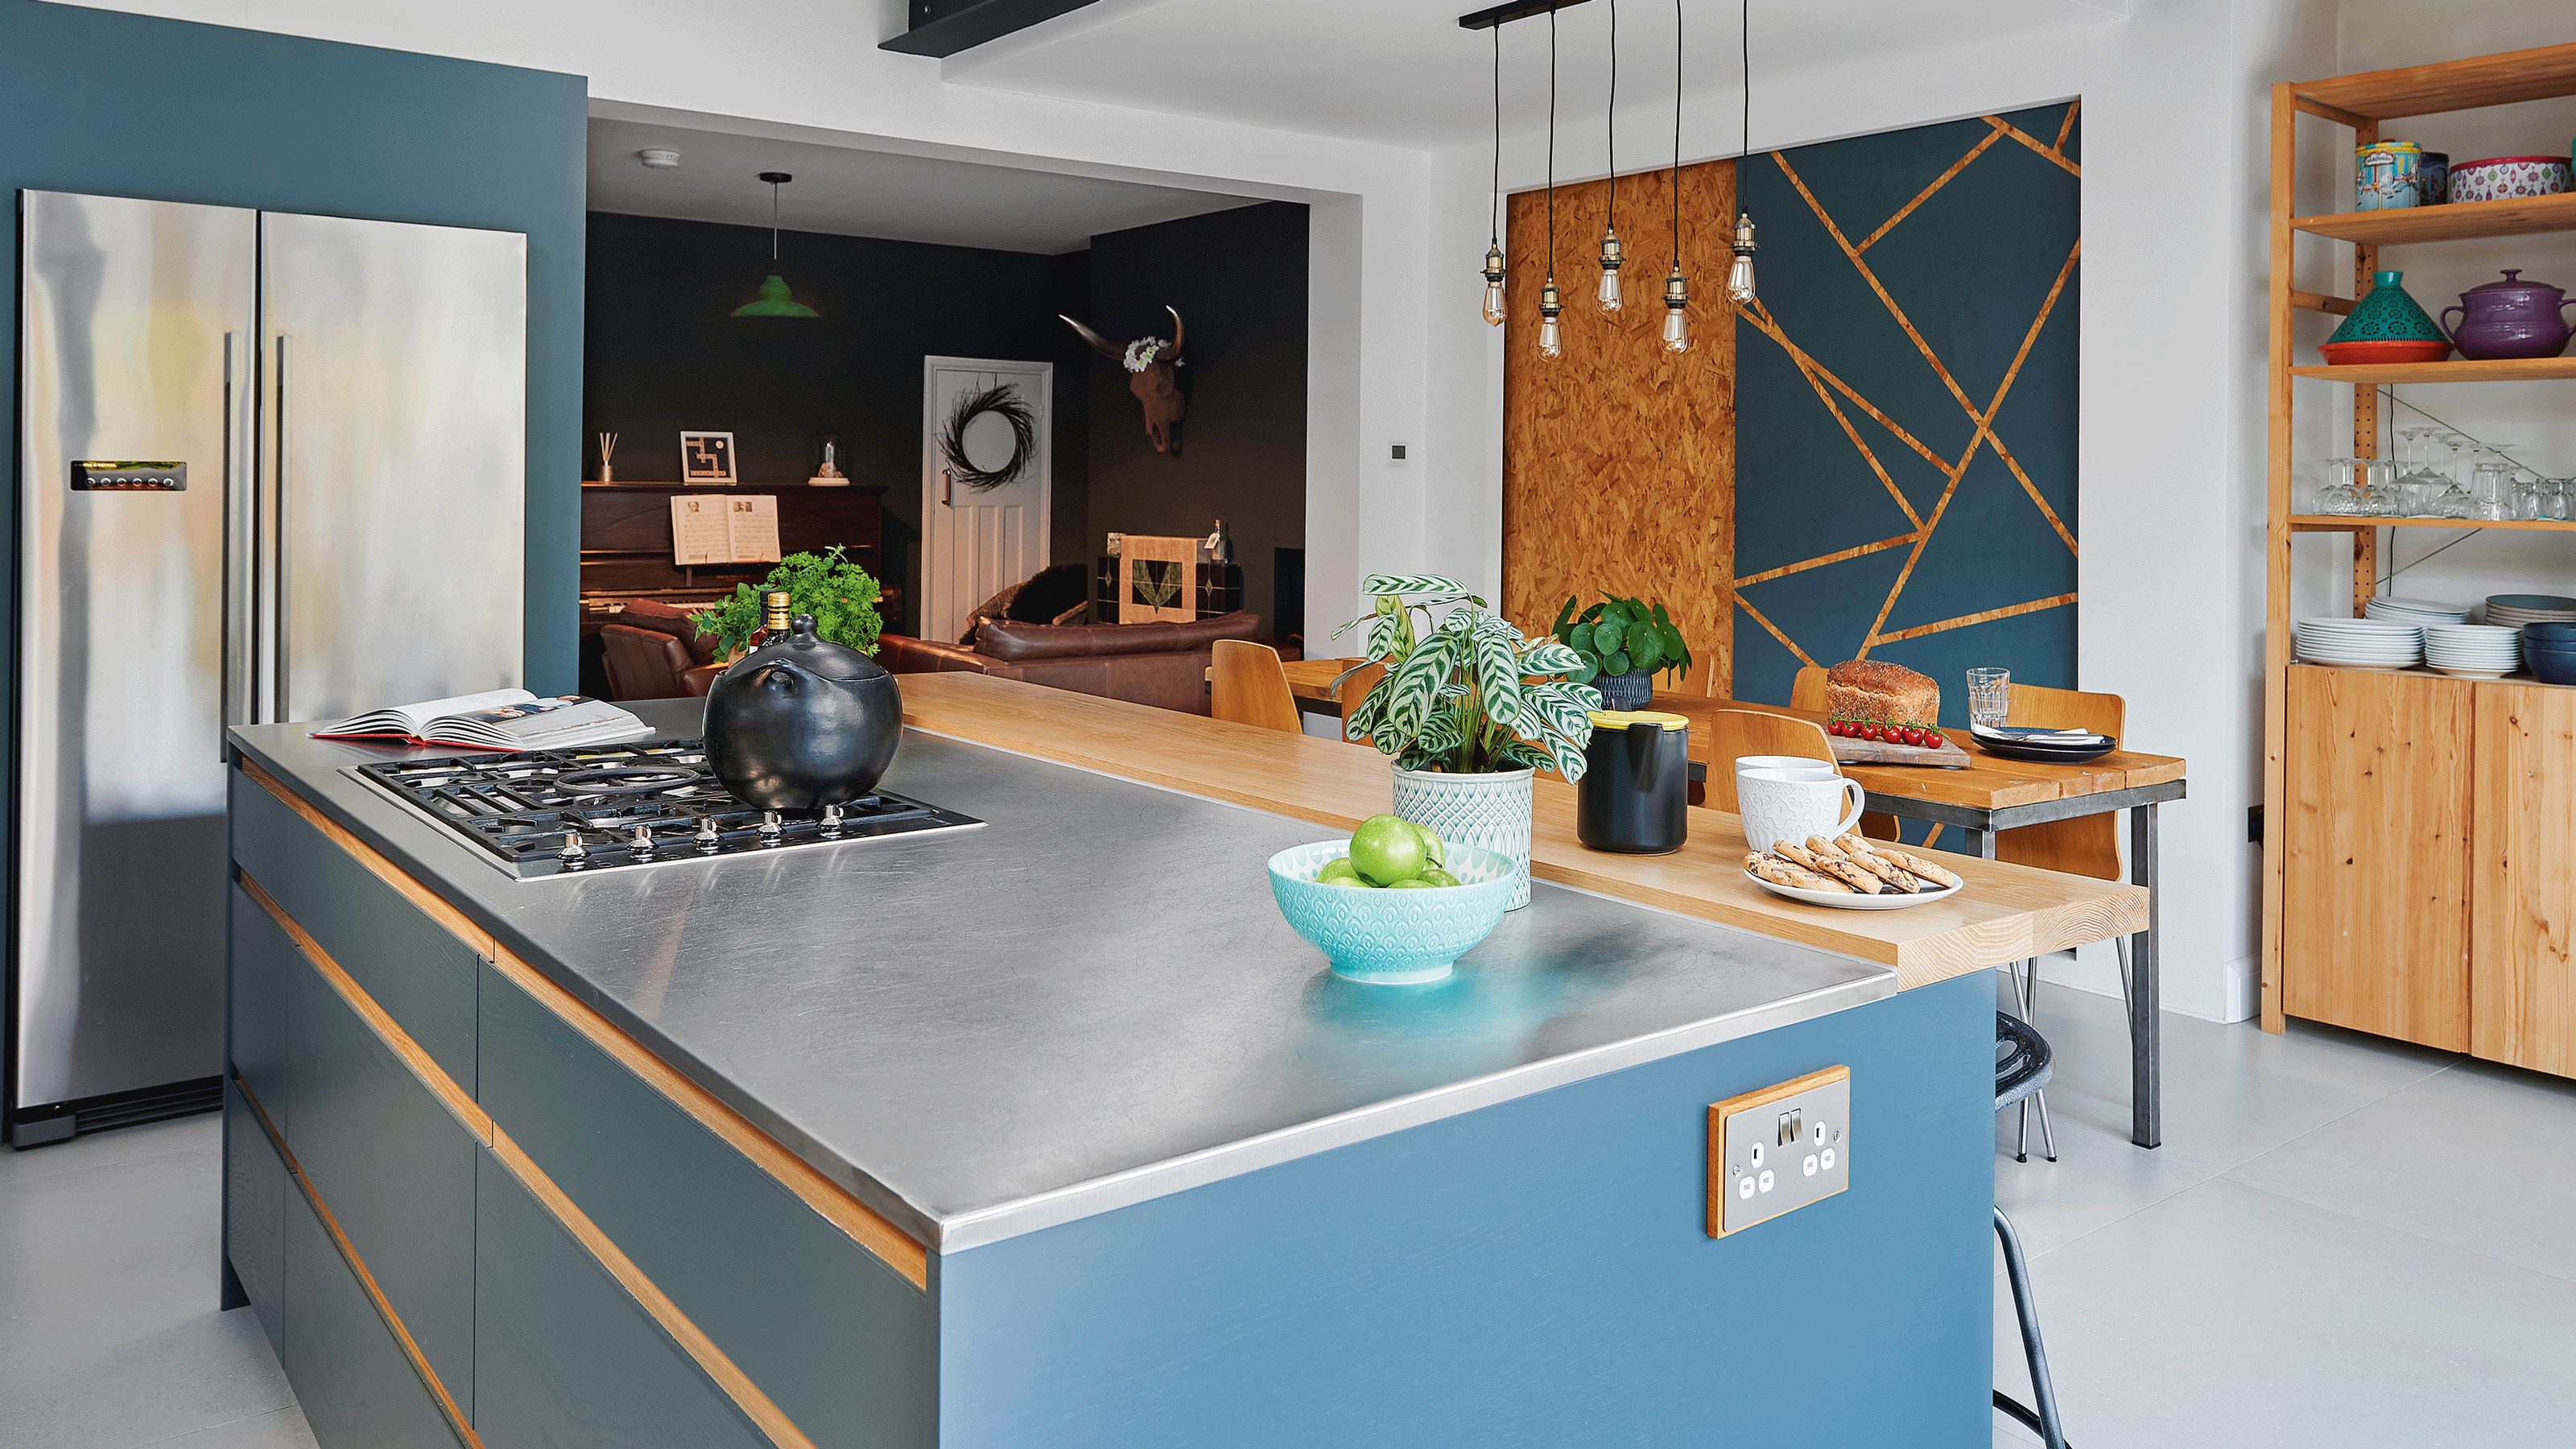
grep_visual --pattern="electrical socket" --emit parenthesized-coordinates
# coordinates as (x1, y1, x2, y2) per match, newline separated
(1707, 1066, 1852, 1237)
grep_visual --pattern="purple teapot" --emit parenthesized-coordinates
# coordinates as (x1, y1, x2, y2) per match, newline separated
(2440, 270, 2576, 361)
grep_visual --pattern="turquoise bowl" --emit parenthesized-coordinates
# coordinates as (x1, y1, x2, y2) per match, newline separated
(1266, 840, 1517, 985)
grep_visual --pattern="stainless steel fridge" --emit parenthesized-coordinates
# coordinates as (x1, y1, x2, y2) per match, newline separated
(10, 189, 526, 1145)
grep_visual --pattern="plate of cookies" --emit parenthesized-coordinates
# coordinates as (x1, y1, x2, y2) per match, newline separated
(1742, 833, 1965, 910)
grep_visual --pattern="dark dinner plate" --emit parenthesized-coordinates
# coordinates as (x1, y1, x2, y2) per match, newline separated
(1971, 736, 2118, 765)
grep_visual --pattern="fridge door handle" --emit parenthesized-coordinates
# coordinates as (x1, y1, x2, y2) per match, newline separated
(221, 330, 250, 758)
(270, 332, 289, 724)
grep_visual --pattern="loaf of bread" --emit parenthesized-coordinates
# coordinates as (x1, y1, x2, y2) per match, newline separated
(1826, 659, 1939, 727)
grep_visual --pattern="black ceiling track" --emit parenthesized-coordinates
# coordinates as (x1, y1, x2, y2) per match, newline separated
(1458, 0, 1594, 31)
(879, 0, 1103, 58)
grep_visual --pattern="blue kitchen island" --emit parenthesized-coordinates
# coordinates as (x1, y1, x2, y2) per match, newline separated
(219, 687, 2031, 1448)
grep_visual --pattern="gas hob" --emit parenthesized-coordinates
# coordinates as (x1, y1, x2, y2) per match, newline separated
(349, 739, 982, 879)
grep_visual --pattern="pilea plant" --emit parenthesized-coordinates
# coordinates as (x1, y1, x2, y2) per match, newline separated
(1332, 574, 1601, 778)
(1550, 593, 1693, 686)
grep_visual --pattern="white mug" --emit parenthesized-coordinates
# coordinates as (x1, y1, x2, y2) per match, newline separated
(1736, 768, 1867, 853)
(1734, 754, 1838, 780)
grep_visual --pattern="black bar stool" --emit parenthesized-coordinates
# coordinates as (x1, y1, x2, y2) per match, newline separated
(1996, 1011, 2073, 1447)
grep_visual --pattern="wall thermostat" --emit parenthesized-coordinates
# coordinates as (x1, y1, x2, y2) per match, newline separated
(1707, 1065, 1851, 1236)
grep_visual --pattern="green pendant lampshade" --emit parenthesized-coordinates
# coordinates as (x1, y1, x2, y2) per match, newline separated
(732, 274, 819, 318)
(731, 171, 819, 319)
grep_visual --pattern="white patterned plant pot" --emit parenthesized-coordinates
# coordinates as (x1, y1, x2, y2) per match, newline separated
(1393, 765, 1537, 911)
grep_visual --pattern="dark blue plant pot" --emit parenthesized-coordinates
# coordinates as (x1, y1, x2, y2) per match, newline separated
(1593, 668, 1655, 712)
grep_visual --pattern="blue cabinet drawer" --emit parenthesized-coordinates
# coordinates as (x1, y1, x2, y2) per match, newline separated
(474, 1150, 772, 1449)
(230, 766, 479, 1094)
(280, 940, 478, 1414)
(283, 1170, 466, 1449)
(228, 883, 291, 1117)
(222, 1077, 287, 1360)
(477, 963, 935, 1449)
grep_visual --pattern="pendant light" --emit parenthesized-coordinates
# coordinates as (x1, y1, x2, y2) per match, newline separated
(730, 171, 822, 319)
(1725, 0, 1760, 304)
(1537, 6, 1564, 360)
(1596, 0, 1624, 313)
(1660, 0, 1688, 353)
(1481, 24, 1508, 325)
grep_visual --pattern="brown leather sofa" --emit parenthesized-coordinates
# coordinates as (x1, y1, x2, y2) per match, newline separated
(877, 611, 1261, 714)
(599, 599, 724, 700)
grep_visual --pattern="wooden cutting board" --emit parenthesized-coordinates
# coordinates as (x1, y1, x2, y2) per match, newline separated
(1827, 733, 1972, 769)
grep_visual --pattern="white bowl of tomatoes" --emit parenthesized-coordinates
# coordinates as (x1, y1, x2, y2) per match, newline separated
(1826, 718, 1945, 749)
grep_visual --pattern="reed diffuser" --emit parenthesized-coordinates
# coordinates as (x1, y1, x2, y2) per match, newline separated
(597, 431, 618, 483)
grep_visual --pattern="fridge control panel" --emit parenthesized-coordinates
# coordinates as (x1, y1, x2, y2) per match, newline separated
(71, 460, 186, 491)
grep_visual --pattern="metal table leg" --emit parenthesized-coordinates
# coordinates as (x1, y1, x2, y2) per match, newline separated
(1958, 824, 1997, 860)
(2128, 803, 2161, 1149)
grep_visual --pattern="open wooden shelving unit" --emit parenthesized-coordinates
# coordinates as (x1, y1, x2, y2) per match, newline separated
(2262, 43, 2576, 1071)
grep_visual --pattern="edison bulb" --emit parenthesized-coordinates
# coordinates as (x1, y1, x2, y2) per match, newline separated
(1726, 212, 1759, 304)
(1537, 281, 1564, 360)
(1480, 242, 1507, 326)
(1596, 228, 1624, 313)
(1661, 264, 1690, 353)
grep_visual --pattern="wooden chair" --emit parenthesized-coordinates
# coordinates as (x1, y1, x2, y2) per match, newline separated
(1993, 681, 2128, 1166)
(1210, 640, 1302, 734)
(1338, 661, 1387, 749)
(1703, 708, 1839, 815)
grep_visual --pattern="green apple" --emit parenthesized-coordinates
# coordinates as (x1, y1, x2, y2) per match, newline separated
(1348, 815, 1428, 887)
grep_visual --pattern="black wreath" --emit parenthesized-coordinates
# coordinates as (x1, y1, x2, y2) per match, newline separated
(939, 382, 1038, 492)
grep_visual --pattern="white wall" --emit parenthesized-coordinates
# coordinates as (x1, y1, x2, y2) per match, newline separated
(64, 0, 1439, 645)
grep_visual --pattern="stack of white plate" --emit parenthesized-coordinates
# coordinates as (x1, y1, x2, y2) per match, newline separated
(2293, 617, 2425, 668)
(2423, 623, 2523, 678)
(2484, 594, 2576, 629)
(2365, 595, 2472, 625)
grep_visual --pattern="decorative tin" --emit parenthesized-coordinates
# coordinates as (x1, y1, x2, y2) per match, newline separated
(2327, 270, 2446, 344)
(2447, 155, 2574, 204)
(2355, 141, 2423, 211)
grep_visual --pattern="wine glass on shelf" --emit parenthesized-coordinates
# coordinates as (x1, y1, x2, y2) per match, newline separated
(2394, 427, 2439, 514)
(2355, 458, 2401, 515)
(2313, 457, 2360, 516)
(2429, 433, 2477, 519)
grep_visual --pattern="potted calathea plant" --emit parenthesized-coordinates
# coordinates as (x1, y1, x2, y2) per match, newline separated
(1550, 593, 1693, 712)
(1334, 574, 1600, 910)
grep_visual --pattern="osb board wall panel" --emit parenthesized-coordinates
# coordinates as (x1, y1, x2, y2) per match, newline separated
(1730, 102, 2080, 716)
(1502, 157, 1736, 696)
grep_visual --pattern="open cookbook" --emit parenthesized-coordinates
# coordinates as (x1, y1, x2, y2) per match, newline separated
(312, 689, 650, 751)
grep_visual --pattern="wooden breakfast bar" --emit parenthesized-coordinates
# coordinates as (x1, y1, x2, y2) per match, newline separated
(1281, 658, 2186, 1148)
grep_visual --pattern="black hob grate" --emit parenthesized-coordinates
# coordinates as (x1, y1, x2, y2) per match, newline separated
(348, 738, 981, 878)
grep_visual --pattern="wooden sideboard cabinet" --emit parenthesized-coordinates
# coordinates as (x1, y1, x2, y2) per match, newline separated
(2281, 663, 2576, 1073)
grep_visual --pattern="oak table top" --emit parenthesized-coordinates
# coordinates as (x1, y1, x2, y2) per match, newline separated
(1278, 659, 2188, 813)
(901, 672, 2148, 991)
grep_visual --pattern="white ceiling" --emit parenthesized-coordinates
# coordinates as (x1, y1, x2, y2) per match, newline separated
(585, 116, 1265, 254)
(942, 0, 2126, 151)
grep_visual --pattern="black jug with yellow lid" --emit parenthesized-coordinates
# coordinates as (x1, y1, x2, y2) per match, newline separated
(1577, 710, 1690, 853)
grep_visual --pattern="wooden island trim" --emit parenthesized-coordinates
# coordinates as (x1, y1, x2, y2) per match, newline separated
(898, 672, 2146, 989)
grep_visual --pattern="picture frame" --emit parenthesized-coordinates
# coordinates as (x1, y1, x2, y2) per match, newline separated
(679, 431, 737, 484)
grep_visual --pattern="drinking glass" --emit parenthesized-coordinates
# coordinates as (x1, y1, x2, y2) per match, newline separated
(1967, 668, 2012, 729)
(2396, 427, 2446, 513)
(2314, 457, 2360, 515)
(2354, 458, 2401, 514)
(2471, 460, 2515, 522)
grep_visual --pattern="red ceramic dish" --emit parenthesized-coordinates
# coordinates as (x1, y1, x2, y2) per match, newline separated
(2320, 338, 2454, 365)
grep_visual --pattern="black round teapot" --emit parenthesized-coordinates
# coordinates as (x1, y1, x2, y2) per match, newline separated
(703, 613, 902, 810)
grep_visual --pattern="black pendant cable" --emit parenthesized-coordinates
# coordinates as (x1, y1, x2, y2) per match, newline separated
(1537, 6, 1564, 359)
(1660, 0, 1687, 352)
(1481, 24, 1507, 324)
(1726, 0, 1760, 303)
(1596, 0, 1624, 313)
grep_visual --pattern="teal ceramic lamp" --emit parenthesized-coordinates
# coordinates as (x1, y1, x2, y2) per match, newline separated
(2327, 270, 2443, 342)
(730, 171, 820, 319)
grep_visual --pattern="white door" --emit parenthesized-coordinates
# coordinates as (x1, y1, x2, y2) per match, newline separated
(922, 357, 1051, 645)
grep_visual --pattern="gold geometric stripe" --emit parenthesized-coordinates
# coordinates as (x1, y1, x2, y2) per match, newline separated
(1964, 237, 2083, 555)
(1734, 531, 1920, 588)
(1856, 129, 2004, 254)
(1869, 592, 2077, 646)
(2054, 99, 2081, 151)
(1855, 429, 1988, 660)
(1737, 301, 1923, 529)
(1773, 152, 1985, 423)
(1985, 116, 2082, 178)
(1735, 595, 1819, 669)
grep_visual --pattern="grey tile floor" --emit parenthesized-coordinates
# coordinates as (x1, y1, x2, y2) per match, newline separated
(1992, 974, 2576, 1448)
(5, 981, 2569, 1449)
(0, 1114, 314, 1449)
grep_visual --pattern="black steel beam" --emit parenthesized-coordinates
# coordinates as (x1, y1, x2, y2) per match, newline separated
(879, 0, 1102, 58)
(1459, 0, 1595, 31)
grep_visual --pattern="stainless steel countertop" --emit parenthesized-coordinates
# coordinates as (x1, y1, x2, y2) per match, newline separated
(230, 700, 1893, 1252)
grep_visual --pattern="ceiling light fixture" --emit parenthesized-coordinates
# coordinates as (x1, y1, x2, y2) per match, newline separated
(729, 171, 821, 319)
(1661, 0, 1687, 353)
(1596, 0, 1623, 315)
(1482, 24, 1507, 326)
(1726, 0, 1759, 305)
(1537, 5, 1563, 361)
